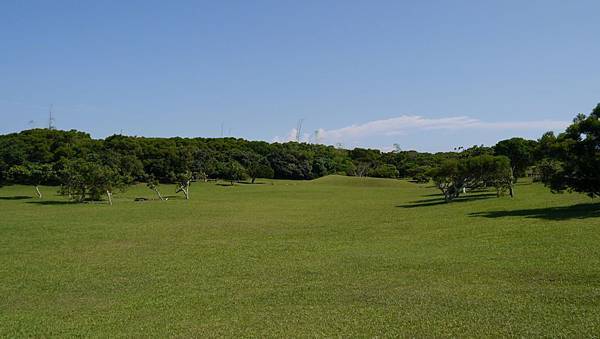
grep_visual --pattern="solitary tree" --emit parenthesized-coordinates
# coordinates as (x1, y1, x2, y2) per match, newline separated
(429, 159, 463, 201)
(58, 158, 127, 204)
(354, 162, 371, 177)
(174, 170, 193, 200)
(145, 174, 165, 201)
(220, 161, 247, 185)
(245, 155, 274, 183)
(429, 155, 514, 202)
(494, 137, 536, 181)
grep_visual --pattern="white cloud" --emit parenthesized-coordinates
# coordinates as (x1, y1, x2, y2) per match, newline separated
(274, 115, 570, 150)
(318, 115, 568, 144)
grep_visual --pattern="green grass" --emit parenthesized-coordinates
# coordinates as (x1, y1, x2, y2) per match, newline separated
(1, 176, 600, 337)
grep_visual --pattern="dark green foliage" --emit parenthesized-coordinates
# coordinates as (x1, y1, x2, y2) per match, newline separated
(539, 104, 600, 197)
(7, 163, 54, 198)
(429, 155, 514, 202)
(219, 161, 247, 185)
(369, 164, 399, 178)
(0, 128, 516, 186)
(494, 137, 537, 180)
(7, 163, 53, 185)
(244, 154, 274, 183)
(174, 170, 194, 199)
(58, 158, 126, 202)
(411, 171, 431, 183)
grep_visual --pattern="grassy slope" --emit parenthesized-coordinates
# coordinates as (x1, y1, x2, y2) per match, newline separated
(1, 176, 599, 337)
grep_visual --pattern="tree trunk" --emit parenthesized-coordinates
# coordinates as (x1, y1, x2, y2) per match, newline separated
(182, 181, 190, 200)
(34, 185, 42, 199)
(252, 177, 256, 184)
(509, 184, 514, 198)
(153, 188, 164, 201)
(106, 190, 113, 205)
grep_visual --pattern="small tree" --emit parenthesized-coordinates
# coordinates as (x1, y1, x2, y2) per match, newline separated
(174, 170, 193, 200)
(221, 161, 247, 185)
(58, 158, 127, 204)
(145, 174, 164, 201)
(412, 171, 431, 184)
(429, 155, 514, 202)
(485, 156, 515, 197)
(494, 137, 536, 181)
(429, 159, 463, 201)
(354, 162, 371, 177)
(7, 163, 53, 198)
(246, 156, 274, 183)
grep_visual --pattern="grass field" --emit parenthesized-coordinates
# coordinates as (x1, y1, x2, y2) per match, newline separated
(1, 175, 600, 337)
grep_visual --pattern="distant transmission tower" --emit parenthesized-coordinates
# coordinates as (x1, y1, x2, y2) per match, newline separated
(295, 119, 304, 142)
(48, 105, 56, 130)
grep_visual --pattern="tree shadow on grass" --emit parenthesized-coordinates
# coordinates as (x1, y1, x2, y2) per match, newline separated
(469, 202, 600, 220)
(397, 193, 497, 208)
(26, 200, 77, 205)
(422, 193, 444, 197)
(0, 195, 32, 200)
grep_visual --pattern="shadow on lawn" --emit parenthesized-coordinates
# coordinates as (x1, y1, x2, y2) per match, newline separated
(397, 193, 497, 208)
(26, 200, 77, 205)
(469, 202, 600, 220)
(0, 195, 32, 200)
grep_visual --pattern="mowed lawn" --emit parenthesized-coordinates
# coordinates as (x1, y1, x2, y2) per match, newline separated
(1, 175, 599, 337)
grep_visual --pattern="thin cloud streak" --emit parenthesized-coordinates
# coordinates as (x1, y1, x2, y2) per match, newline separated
(274, 115, 570, 149)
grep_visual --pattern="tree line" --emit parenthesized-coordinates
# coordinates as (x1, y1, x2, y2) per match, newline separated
(0, 129, 451, 201)
(1, 103, 598, 203)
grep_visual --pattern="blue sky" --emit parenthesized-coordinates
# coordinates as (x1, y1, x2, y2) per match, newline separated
(1, 0, 599, 152)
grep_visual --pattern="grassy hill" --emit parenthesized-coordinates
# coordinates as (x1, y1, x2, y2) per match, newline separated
(1, 176, 599, 336)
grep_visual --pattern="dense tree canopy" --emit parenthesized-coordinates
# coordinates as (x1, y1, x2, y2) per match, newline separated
(58, 157, 128, 203)
(0, 129, 536, 191)
(494, 137, 536, 180)
(538, 104, 600, 197)
(429, 155, 514, 201)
